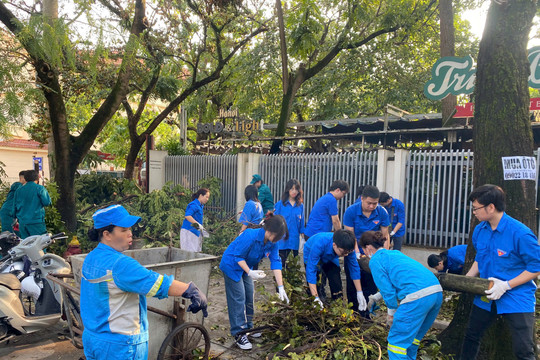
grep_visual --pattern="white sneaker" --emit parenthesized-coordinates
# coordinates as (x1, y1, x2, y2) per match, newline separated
(235, 334, 252, 350)
(249, 331, 262, 338)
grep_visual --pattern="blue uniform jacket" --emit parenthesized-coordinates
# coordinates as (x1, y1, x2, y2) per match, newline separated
(384, 198, 406, 237)
(446, 244, 467, 274)
(305, 193, 338, 237)
(238, 200, 264, 227)
(274, 200, 304, 250)
(13, 182, 51, 224)
(303, 232, 360, 285)
(219, 228, 282, 282)
(80, 243, 173, 345)
(0, 182, 22, 217)
(343, 202, 390, 241)
(369, 249, 440, 310)
(472, 213, 540, 314)
(181, 199, 204, 236)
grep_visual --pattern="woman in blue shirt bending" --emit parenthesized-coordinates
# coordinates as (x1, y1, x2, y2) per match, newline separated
(219, 215, 289, 350)
(274, 179, 305, 268)
(360, 231, 442, 360)
(239, 185, 264, 233)
(180, 188, 210, 252)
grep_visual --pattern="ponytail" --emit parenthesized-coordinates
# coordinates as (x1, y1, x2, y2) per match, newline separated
(359, 230, 386, 249)
(192, 188, 210, 201)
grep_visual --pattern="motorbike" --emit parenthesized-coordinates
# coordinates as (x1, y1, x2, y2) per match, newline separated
(0, 232, 71, 344)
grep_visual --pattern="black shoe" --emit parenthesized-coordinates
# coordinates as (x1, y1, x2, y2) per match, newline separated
(234, 334, 252, 350)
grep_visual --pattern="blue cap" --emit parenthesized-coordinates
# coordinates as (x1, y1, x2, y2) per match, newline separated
(250, 174, 262, 184)
(92, 205, 141, 229)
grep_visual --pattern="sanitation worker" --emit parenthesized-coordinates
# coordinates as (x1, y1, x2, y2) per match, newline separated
(0, 170, 25, 234)
(360, 230, 442, 360)
(12, 170, 51, 238)
(81, 204, 208, 360)
(459, 185, 540, 360)
(303, 229, 366, 311)
(250, 174, 274, 215)
(219, 214, 289, 350)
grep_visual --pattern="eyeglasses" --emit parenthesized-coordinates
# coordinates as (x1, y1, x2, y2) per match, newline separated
(471, 205, 486, 212)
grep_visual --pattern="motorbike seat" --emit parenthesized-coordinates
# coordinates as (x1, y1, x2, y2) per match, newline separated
(0, 273, 21, 291)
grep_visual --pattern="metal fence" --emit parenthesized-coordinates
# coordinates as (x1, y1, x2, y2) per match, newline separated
(405, 150, 474, 248)
(164, 155, 238, 215)
(259, 152, 378, 221)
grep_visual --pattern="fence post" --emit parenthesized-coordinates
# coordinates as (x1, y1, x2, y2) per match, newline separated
(236, 153, 261, 219)
(376, 149, 392, 190)
(148, 150, 168, 192)
(392, 149, 409, 201)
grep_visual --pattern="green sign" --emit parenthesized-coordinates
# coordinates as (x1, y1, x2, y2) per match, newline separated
(424, 47, 540, 100)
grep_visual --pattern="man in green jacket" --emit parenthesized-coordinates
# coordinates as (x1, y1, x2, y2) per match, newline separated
(251, 174, 274, 215)
(13, 170, 51, 238)
(0, 170, 26, 234)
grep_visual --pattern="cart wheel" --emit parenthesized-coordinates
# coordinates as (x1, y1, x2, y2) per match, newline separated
(157, 323, 210, 360)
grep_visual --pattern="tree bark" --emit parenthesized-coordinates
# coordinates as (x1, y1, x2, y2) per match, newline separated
(435, 273, 492, 295)
(439, 1, 538, 358)
(439, 0, 457, 124)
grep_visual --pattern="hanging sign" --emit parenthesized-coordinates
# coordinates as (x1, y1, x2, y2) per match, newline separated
(424, 47, 540, 100)
(454, 98, 540, 117)
(501, 156, 536, 180)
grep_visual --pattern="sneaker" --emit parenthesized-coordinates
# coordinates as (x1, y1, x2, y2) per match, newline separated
(235, 334, 252, 350)
(248, 331, 262, 338)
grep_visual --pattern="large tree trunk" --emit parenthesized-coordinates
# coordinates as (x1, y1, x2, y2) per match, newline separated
(439, 0, 457, 123)
(439, 1, 538, 358)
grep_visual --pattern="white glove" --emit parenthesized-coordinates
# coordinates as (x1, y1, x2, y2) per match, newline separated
(314, 297, 324, 309)
(357, 291, 367, 311)
(201, 229, 210, 238)
(485, 277, 511, 300)
(387, 308, 397, 316)
(247, 270, 266, 279)
(367, 292, 382, 310)
(196, 222, 205, 230)
(278, 285, 289, 304)
(356, 252, 361, 260)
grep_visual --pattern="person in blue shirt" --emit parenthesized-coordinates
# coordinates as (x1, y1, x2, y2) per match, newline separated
(459, 185, 540, 360)
(239, 185, 264, 232)
(12, 170, 51, 238)
(360, 230, 442, 360)
(303, 230, 366, 311)
(427, 244, 467, 274)
(250, 174, 274, 215)
(219, 215, 290, 350)
(0, 170, 26, 234)
(180, 188, 210, 252)
(343, 185, 390, 316)
(274, 179, 305, 268)
(81, 205, 207, 360)
(379, 192, 406, 251)
(304, 180, 349, 239)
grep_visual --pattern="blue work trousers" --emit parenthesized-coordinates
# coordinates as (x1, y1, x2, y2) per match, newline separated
(224, 272, 254, 336)
(387, 292, 443, 359)
(83, 332, 148, 360)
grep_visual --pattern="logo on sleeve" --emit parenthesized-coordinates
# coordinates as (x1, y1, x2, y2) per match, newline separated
(373, 220, 379, 225)
(497, 249, 507, 256)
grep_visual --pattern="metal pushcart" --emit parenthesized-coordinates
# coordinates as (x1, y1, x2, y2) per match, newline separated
(48, 247, 217, 359)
